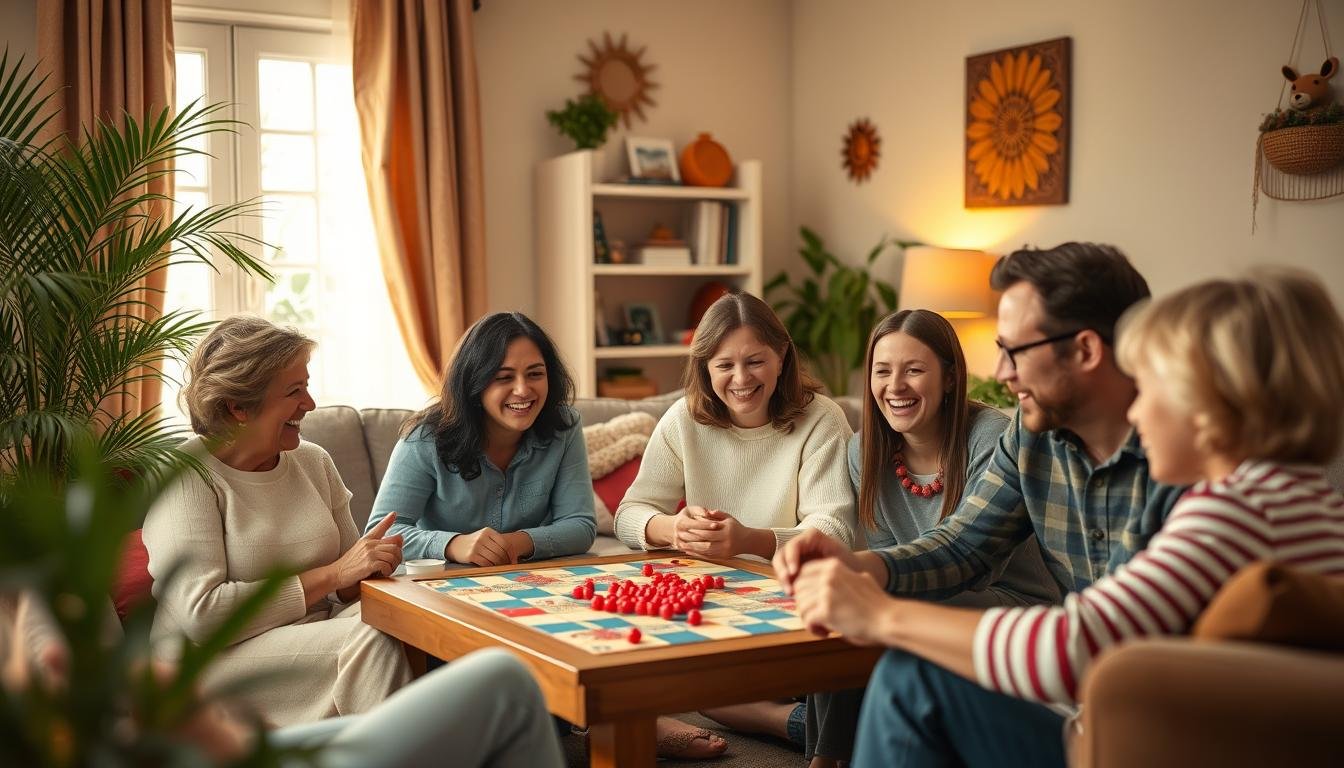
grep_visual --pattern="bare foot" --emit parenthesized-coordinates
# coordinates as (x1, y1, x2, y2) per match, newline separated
(809, 757, 842, 768)
(700, 700, 796, 741)
(656, 716, 728, 760)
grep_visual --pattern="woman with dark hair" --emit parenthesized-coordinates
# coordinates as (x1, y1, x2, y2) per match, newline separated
(805, 310, 1058, 767)
(614, 292, 856, 759)
(365, 312, 596, 564)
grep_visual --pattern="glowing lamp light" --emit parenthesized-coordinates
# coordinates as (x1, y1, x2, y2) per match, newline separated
(899, 246, 996, 319)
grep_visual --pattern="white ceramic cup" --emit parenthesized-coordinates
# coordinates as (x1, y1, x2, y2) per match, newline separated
(404, 558, 446, 575)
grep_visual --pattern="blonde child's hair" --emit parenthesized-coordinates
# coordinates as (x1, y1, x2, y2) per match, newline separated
(1116, 267, 1344, 465)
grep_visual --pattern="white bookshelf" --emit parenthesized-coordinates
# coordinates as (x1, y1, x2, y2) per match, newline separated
(535, 150, 763, 398)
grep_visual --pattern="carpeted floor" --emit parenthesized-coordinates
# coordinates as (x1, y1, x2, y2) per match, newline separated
(562, 713, 804, 767)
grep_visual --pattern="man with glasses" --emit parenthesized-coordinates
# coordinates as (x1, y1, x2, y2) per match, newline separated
(775, 242, 1186, 767)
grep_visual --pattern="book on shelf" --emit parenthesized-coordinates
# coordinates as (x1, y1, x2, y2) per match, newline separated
(724, 203, 738, 264)
(634, 239, 691, 267)
(688, 201, 736, 265)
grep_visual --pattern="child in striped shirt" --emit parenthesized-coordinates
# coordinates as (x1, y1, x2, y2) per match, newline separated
(783, 267, 1344, 766)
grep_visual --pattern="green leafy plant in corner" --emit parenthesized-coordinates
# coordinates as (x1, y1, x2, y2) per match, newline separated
(765, 227, 916, 396)
(546, 93, 619, 150)
(0, 50, 272, 487)
(968, 374, 1016, 409)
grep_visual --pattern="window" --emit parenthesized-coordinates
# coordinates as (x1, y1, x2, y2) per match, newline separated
(163, 20, 426, 422)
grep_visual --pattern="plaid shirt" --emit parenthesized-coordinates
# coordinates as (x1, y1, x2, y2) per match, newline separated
(876, 409, 1186, 598)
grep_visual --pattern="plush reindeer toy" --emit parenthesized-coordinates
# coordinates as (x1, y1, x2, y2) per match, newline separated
(1282, 57, 1339, 111)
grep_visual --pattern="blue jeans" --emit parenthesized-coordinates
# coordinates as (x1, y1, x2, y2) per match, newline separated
(852, 650, 1066, 768)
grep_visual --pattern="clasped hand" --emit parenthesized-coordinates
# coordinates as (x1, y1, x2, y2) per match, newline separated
(447, 527, 531, 567)
(670, 505, 746, 558)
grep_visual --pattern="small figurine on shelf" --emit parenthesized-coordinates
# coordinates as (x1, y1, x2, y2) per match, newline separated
(608, 239, 628, 264)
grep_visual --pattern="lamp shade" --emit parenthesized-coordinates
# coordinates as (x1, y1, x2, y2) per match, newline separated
(899, 246, 995, 318)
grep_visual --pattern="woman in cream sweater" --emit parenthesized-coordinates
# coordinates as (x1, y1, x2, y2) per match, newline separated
(143, 316, 411, 726)
(615, 291, 856, 758)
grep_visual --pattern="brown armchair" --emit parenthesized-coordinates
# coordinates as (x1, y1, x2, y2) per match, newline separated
(1071, 562, 1344, 767)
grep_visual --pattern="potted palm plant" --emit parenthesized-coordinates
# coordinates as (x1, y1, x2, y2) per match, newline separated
(0, 52, 270, 485)
(0, 51, 301, 765)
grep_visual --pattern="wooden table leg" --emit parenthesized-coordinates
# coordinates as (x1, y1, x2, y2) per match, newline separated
(588, 717, 656, 768)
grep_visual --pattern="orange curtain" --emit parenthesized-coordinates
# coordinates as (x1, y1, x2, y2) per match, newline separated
(351, 0, 488, 391)
(36, 0, 175, 421)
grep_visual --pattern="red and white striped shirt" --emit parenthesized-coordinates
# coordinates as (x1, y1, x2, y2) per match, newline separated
(971, 461, 1344, 706)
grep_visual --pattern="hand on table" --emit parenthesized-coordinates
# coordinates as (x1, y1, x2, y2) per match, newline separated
(793, 557, 890, 644)
(331, 513, 403, 588)
(447, 527, 513, 567)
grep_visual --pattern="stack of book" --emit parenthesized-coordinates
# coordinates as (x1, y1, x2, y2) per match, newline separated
(634, 237, 691, 267)
(687, 201, 739, 265)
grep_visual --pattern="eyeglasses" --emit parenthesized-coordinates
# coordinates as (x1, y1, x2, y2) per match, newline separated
(995, 330, 1085, 371)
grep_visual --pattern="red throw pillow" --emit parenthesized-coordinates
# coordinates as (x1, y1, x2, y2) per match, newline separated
(113, 529, 154, 619)
(593, 456, 642, 513)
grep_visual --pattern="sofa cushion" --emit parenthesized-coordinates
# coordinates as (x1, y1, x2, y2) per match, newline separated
(1192, 561, 1344, 651)
(361, 408, 415, 486)
(113, 529, 153, 619)
(300, 405, 377, 530)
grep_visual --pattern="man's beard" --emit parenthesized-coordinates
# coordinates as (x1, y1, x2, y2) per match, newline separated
(1020, 377, 1080, 434)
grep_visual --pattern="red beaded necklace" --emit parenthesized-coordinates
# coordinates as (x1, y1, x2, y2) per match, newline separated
(894, 452, 944, 497)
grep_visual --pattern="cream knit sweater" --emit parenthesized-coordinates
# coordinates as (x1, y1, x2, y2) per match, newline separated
(144, 437, 356, 646)
(615, 395, 857, 553)
(142, 437, 410, 725)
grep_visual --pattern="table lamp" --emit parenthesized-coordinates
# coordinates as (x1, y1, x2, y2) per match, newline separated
(898, 246, 996, 318)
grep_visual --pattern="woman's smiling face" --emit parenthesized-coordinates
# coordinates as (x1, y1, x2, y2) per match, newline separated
(707, 326, 783, 429)
(869, 331, 949, 442)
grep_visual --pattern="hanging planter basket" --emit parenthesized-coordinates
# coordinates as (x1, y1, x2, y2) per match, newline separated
(1261, 122, 1344, 175)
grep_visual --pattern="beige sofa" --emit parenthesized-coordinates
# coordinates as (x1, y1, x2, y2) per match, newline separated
(298, 393, 865, 555)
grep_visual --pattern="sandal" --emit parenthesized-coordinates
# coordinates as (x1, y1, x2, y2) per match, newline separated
(657, 725, 728, 760)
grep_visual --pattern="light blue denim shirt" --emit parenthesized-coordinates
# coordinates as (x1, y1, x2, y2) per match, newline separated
(365, 407, 596, 562)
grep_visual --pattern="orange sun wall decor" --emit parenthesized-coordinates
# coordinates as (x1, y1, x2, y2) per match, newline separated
(965, 37, 1071, 207)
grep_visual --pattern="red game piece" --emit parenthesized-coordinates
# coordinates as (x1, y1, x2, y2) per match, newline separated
(583, 584, 595, 599)
(642, 563, 654, 576)
(591, 595, 605, 611)
(691, 593, 704, 608)
(571, 585, 585, 599)
(627, 627, 641, 644)
(687, 609, 702, 626)
(659, 604, 674, 620)
(714, 576, 726, 589)
(620, 600, 634, 614)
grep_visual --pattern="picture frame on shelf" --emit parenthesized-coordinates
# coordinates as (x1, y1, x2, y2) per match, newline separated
(623, 302, 663, 344)
(626, 137, 680, 182)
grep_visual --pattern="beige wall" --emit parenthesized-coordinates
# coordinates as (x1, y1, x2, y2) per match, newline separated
(474, 0, 794, 315)
(792, 0, 1344, 375)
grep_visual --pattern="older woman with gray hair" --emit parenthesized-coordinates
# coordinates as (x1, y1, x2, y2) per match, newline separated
(143, 315, 411, 726)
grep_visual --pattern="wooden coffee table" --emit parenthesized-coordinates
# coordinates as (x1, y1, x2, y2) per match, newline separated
(361, 552, 883, 768)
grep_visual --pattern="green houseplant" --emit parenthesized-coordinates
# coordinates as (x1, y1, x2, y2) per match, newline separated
(0, 50, 310, 766)
(765, 227, 915, 396)
(0, 52, 270, 486)
(968, 374, 1015, 409)
(545, 93, 618, 150)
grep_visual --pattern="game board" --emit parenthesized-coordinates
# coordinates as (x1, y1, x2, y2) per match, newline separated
(418, 557, 802, 654)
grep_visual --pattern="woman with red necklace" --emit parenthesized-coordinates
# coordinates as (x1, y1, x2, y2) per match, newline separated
(805, 309, 1059, 768)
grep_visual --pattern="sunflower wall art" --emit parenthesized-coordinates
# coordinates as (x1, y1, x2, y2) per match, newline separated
(965, 37, 1071, 207)
(842, 118, 881, 183)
